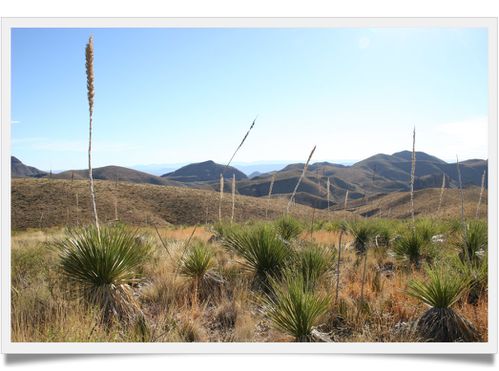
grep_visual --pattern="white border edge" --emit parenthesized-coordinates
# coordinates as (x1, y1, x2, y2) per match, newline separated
(1, 16, 497, 354)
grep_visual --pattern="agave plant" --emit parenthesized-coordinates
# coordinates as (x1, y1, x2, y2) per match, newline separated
(56, 226, 151, 324)
(457, 220, 487, 266)
(222, 224, 292, 285)
(274, 216, 303, 243)
(262, 273, 330, 342)
(407, 266, 479, 342)
(393, 231, 427, 268)
(294, 243, 334, 291)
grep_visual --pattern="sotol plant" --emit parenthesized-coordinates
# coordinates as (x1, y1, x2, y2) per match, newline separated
(180, 241, 214, 281)
(407, 266, 479, 342)
(294, 243, 334, 291)
(262, 273, 330, 342)
(179, 241, 215, 304)
(274, 216, 303, 243)
(222, 224, 292, 285)
(393, 230, 427, 268)
(457, 220, 487, 267)
(347, 221, 377, 308)
(56, 226, 151, 324)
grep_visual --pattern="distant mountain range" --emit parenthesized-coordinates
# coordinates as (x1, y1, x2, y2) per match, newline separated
(12, 151, 487, 208)
(162, 160, 247, 182)
(130, 161, 299, 176)
(11, 156, 47, 178)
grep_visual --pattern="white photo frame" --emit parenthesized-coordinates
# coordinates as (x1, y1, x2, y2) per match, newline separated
(1, 17, 497, 354)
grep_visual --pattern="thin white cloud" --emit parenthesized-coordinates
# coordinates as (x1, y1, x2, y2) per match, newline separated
(419, 116, 488, 160)
(435, 116, 487, 146)
(12, 137, 142, 153)
(358, 36, 371, 49)
(11, 120, 21, 124)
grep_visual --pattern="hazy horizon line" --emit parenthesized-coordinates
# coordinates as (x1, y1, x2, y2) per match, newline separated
(12, 152, 488, 175)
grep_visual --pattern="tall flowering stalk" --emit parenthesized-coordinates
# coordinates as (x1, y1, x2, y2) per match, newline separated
(219, 117, 257, 221)
(231, 174, 236, 224)
(410, 127, 416, 230)
(218, 173, 224, 222)
(437, 173, 446, 213)
(476, 170, 486, 219)
(344, 190, 349, 210)
(286, 145, 316, 214)
(85, 36, 99, 232)
(456, 156, 470, 264)
(266, 174, 275, 219)
(326, 177, 331, 211)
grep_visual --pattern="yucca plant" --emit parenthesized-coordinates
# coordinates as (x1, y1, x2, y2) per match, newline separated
(179, 241, 216, 304)
(262, 273, 330, 342)
(294, 243, 334, 291)
(212, 221, 241, 240)
(222, 224, 292, 285)
(457, 220, 487, 267)
(407, 266, 479, 342)
(393, 231, 427, 268)
(347, 221, 376, 308)
(452, 254, 488, 305)
(56, 225, 151, 324)
(373, 221, 393, 249)
(415, 219, 438, 244)
(347, 220, 376, 256)
(179, 241, 214, 281)
(274, 216, 303, 243)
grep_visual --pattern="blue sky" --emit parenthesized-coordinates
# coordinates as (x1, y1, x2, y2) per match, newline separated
(11, 27, 488, 171)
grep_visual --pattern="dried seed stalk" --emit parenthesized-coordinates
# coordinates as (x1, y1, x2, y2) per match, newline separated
(456, 156, 470, 264)
(265, 174, 275, 219)
(326, 177, 331, 211)
(410, 127, 416, 230)
(218, 173, 224, 222)
(85, 35, 100, 232)
(334, 230, 344, 304)
(437, 173, 446, 213)
(476, 170, 486, 219)
(75, 193, 79, 225)
(231, 174, 236, 224)
(286, 145, 316, 213)
(222, 117, 257, 175)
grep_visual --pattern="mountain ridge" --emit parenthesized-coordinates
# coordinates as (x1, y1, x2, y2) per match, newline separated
(12, 151, 487, 208)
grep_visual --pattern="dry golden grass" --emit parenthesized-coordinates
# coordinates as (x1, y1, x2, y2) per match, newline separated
(12, 178, 332, 230)
(11, 217, 488, 343)
(12, 178, 486, 231)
